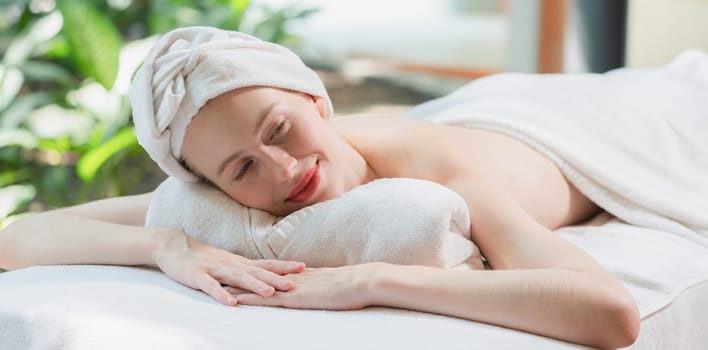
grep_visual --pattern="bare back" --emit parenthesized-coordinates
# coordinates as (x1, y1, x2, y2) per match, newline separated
(333, 114, 601, 230)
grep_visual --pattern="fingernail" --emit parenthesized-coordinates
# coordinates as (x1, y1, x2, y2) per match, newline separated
(227, 296, 237, 305)
(260, 286, 272, 294)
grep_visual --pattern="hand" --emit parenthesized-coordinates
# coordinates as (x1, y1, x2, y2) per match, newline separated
(151, 228, 305, 306)
(228, 263, 384, 311)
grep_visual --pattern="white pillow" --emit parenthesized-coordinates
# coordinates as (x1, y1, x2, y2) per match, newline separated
(146, 177, 483, 269)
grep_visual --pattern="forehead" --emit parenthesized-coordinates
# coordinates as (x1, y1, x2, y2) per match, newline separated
(200, 87, 272, 117)
(181, 87, 304, 168)
(190, 88, 284, 134)
(192, 86, 312, 133)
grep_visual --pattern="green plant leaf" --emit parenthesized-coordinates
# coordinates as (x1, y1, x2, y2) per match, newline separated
(229, 0, 250, 28)
(0, 92, 51, 128)
(67, 81, 125, 125)
(19, 60, 75, 87)
(252, 5, 318, 44)
(290, 7, 320, 20)
(0, 64, 24, 111)
(2, 11, 63, 65)
(253, 8, 286, 43)
(201, 5, 233, 28)
(85, 123, 107, 149)
(0, 129, 37, 148)
(0, 0, 29, 7)
(57, 0, 122, 90)
(27, 104, 94, 147)
(76, 127, 137, 181)
(0, 168, 33, 188)
(37, 136, 72, 152)
(45, 36, 71, 59)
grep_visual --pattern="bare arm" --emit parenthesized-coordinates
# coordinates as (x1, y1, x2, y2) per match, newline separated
(0, 193, 305, 305)
(236, 174, 640, 349)
(0, 193, 161, 269)
(382, 174, 639, 348)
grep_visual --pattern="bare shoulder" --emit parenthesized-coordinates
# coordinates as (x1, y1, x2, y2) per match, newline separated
(331, 113, 600, 228)
(330, 113, 434, 151)
(331, 113, 434, 175)
(331, 112, 416, 135)
(53, 192, 154, 227)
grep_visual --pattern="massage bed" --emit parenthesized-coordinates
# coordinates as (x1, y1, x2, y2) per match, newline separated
(2, 49, 708, 349)
(1, 210, 707, 349)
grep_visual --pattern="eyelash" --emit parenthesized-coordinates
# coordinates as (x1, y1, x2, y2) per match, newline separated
(234, 120, 287, 181)
(235, 160, 252, 181)
(269, 121, 286, 142)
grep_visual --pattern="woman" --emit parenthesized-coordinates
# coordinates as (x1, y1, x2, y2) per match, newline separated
(0, 27, 643, 349)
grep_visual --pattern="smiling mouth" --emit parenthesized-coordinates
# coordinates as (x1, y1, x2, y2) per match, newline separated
(287, 161, 320, 203)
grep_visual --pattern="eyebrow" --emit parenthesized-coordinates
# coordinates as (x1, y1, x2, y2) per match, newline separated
(216, 102, 277, 177)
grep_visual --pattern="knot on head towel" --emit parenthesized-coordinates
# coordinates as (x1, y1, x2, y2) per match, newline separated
(130, 26, 333, 181)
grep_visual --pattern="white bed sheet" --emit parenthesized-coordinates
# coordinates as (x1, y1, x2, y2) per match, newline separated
(0, 265, 705, 350)
(0, 265, 592, 350)
(629, 277, 708, 350)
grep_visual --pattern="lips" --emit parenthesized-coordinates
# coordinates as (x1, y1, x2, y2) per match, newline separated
(287, 161, 320, 203)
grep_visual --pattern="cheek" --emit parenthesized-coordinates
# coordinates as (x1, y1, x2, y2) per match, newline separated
(225, 185, 253, 203)
(296, 121, 334, 148)
(223, 182, 270, 208)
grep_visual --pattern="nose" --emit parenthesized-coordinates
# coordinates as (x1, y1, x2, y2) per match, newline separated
(260, 145, 297, 183)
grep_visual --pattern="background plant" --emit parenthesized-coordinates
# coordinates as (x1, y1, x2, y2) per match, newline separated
(0, 0, 316, 229)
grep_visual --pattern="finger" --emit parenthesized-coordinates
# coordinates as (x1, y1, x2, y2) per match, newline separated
(195, 274, 238, 306)
(217, 270, 275, 297)
(249, 260, 305, 275)
(249, 268, 296, 291)
(237, 293, 284, 307)
(223, 286, 249, 295)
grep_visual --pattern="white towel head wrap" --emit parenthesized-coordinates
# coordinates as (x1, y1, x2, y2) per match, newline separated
(130, 26, 333, 181)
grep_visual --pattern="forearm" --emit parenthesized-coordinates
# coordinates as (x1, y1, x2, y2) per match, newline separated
(0, 211, 170, 270)
(369, 264, 638, 349)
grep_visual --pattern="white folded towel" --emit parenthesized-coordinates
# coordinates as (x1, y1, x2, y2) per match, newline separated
(146, 177, 484, 269)
(130, 26, 333, 181)
(407, 49, 708, 236)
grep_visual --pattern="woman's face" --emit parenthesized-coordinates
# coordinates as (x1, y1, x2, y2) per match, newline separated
(182, 87, 354, 216)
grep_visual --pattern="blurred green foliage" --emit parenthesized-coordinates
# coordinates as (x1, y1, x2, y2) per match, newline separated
(0, 0, 317, 229)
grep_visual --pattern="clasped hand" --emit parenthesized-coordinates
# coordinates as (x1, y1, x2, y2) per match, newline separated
(152, 229, 302, 306)
(152, 229, 376, 310)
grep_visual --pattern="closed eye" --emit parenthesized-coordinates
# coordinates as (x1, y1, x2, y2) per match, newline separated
(235, 159, 252, 181)
(269, 121, 286, 142)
